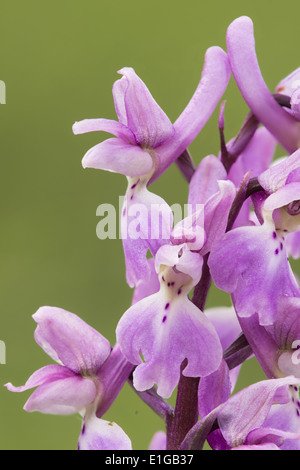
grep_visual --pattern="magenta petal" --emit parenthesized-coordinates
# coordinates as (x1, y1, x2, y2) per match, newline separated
(116, 67, 174, 148)
(72, 118, 135, 143)
(33, 306, 111, 374)
(82, 138, 153, 177)
(116, 293, 222, 398)
(226, 16, 300, 153)
(152, 46, 230, 182)
(24, 375, 96, 415)
(78, 415, 132, 450)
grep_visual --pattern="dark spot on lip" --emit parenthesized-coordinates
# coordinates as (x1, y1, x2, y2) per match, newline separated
(162, 315, 167, 323)
(280, 242, 283, 250)
(165, 302, 170, 310)
(131, 179, 140, 189)
(275, 248, 279, 255)
(178, 288, 182, 295)
(273, 231, 277, 239)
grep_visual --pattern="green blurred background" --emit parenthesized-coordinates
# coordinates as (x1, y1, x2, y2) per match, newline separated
(0, 0, 299, 450)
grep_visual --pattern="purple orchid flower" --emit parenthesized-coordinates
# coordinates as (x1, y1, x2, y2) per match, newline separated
(116, 240, 223, 398)
(226, 16, 300, 154)
(181, 376, 300, 450)
(116, 178, 238, 400)
(73, 49, 230, 287)
(5, 306, 133, 450)
(209, 149, 300, 325)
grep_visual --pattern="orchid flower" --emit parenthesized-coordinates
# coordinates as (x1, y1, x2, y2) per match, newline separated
(209, 149, 300, 325)
(73, 49, 230, 287)
(116, 239, 223, 399)
(5, 306, 133, 450)
(226, 16, 300, 153)
(181, 377, 300, 450)
(116, 176, 237, 400)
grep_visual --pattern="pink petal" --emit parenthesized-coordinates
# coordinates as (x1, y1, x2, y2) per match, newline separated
(226, 16, 300, 153)
(78, 415, 132, 450)
(259, 148, 300, 194)
(33, 306, 111, 374)
(121, 183, 173, 287)
(82, 137, 153, 177)
(5, 364, 74, 393)
(209, 222, 300, 325)
(72, 118, 135, 143)
(200, 180, 236, 256)
(264, 182, 300, 212)
(198, 360, 231, 418)
(155, 244, 203, 287)
(148, 431, 166, 450)
(152, 46, 230, 182)
(188, 155, 227, 205)
(114, 67, 174, 148)
(117, 292, 223, 398)
(24, 375, 97, 415)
